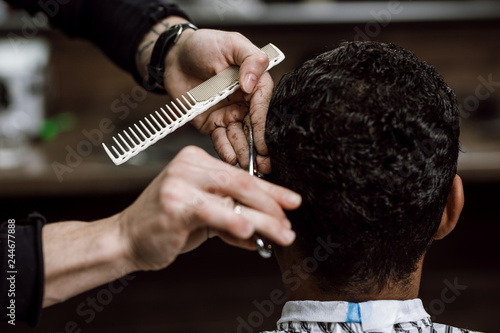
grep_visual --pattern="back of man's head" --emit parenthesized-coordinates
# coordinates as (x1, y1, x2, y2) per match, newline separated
(265, 41, 460, 296)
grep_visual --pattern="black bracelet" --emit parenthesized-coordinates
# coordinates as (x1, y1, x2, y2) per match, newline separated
(130, 3, 191, 89)
(146, 23, 198, 94)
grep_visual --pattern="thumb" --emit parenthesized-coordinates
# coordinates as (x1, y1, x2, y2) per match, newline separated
(239, 49, 269, 94)
(227, 35, 269, 94)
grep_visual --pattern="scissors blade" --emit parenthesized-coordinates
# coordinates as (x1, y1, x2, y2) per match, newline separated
(248, 123, 256, 176)
(245, 120, 272, 259)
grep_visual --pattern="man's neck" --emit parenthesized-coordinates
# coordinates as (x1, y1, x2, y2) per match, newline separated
(278, 251, 423, 303)
(284, 276, 420, 303)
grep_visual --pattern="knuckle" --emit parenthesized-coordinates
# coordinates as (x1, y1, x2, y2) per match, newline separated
(180, 145, 203, 157)
(219, 148, 237, 165)
(160, 181, 184, 213)
(234, 173, 254, 191)
(218, 149, 237, 166)
(225, 31, 244, 47)
(254, 52, 270, 66)
(231, 31, 245, 41)
(208, 169, 233, 188)
(192, 203, 210, 221)
(223, 196, 235, 208)
(164, 161, 188, 180)
(227, 121, 243, 134)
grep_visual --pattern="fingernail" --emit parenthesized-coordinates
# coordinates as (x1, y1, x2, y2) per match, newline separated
(243, 73, 257, 93)
(282, 218, 292, 229)
(286, 192, 302, 206)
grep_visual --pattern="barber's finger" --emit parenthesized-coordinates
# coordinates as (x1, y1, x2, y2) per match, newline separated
(203, 89, 246, 115)
(212, 127, 237, 165)
(248, 73, 274, 170)
(175, 146, 301, 216)
(227, 121, 250, 170)
(192, 100, 247, 135)
(231, 204, 296, 246)
(250, 175, 302, 211)
(213, 172, 300, 222)
(187, 166, 288, 224)
(224, 34, 269, 94)
(180, 195, 256, 254)
(192, 195, 254, 239)
(256, 154, 271, 174)
(207, 205, 293, 248)
(192, 193, 292, 246)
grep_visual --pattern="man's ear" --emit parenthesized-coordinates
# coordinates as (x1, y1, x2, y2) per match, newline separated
(434, 175, 464, 240)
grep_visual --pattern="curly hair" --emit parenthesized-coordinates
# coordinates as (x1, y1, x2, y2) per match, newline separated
(266, 41, 459, 295)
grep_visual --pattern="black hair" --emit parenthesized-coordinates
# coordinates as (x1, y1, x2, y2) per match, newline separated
(266, 41, 459, 295)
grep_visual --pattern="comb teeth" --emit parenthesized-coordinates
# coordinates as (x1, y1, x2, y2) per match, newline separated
(103, 96, 194, 164)
(103, 43, 285, 165)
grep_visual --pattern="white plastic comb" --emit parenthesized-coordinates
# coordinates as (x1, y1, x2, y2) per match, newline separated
(103, 43, 285, 165)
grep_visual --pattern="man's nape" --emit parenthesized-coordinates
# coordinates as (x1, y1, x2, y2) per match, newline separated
(265, 41, 461, 301)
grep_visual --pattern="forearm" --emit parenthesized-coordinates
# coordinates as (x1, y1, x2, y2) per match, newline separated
(4, 0, 189, 74)
(42, 215, 134, 308)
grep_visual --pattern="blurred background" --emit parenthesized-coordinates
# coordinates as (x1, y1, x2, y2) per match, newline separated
(0, 0, 499, 332)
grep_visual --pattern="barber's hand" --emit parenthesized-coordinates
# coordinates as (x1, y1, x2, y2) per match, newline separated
(164, 29, 273, 173)
(117, 146, 300, 272)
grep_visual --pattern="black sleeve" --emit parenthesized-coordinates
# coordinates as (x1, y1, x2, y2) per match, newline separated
(1, 214, 46, 327)
(4, 0, 190, 75)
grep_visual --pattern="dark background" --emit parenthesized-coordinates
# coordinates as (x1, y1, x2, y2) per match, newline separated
(1, 1, 500, 332)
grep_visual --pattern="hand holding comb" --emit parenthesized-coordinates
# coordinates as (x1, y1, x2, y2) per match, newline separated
(103, 43, 285, 165)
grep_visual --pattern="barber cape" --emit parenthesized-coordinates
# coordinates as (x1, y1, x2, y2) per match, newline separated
(262, 299, 481, 333)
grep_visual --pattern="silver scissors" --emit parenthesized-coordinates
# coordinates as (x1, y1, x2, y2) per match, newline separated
(246, 120, 273, 259)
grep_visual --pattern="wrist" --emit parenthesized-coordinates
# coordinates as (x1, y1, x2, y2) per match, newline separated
(135, 16, 191, 80)
(146, 23, 198, 94)
(163, 27, 196, 84)
(109, 212, 140, 274)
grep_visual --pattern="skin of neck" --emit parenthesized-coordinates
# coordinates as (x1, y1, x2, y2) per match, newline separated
(274, 244, 424, 303)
